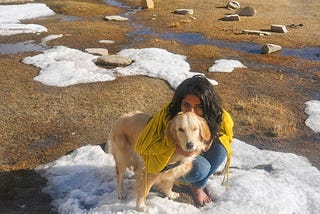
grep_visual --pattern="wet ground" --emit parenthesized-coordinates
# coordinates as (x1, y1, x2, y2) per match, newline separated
(0, 0, 319, 213)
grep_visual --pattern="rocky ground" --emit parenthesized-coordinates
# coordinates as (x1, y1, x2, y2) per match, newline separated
(0, 0, 319, 213)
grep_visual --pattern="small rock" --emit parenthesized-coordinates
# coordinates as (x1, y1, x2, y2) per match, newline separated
(271, 24, 288, 33)
(104, 15, 128, 21)
(85, 48, 108, 56)
(243, 30, 271, 36)
(141, 0, 154, 9)
(261, 44, 282, 54)
(96, 55, 132, 67)
(173, 9, 194, 15)
(226, 1, 240, 10)
(237, 6, 257, 16)
(223, 14, 240, 21)
(99, 40, 115, 44)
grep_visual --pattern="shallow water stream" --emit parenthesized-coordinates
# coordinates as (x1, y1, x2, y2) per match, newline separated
(105, 0, 320, 61)
(0, 0, 319, 61)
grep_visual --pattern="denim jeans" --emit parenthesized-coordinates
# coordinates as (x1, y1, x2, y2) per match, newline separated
(180, 140, 227, 188)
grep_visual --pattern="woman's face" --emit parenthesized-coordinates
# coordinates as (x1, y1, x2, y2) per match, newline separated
(180, 94, 203, 116)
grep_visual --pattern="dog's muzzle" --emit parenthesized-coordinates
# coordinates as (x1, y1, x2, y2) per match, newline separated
(186, 141, 194, 150)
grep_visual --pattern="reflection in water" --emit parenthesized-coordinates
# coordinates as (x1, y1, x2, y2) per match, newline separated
(104, 0, 128, 7)
(282, 47, 320, 61)
(0, 41, 47, 54)
(104, 0, 141, 17)
(160, 32, 320, 61)
(161, 32, 262, 53)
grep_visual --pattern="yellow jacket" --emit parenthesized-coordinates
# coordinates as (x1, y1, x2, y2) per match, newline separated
(135, 103, 234, 179)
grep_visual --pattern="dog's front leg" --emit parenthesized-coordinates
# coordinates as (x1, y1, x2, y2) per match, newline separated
(135, 170, 157, 211)
(157, 179, 180, 199)
(135, 167, 148, 211)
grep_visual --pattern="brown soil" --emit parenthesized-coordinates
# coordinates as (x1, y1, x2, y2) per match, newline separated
(0, 0, 319, 213)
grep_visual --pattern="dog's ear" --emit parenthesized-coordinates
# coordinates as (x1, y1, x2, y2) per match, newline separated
(198, 116, 211, 143)
(165, 118, 178, 145)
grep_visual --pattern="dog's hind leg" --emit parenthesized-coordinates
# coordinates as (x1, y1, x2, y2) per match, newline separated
(115, 165, 127, 199)
(111, 135, 131, 199)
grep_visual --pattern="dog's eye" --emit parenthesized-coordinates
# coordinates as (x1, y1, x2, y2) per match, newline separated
(178, 128, 184, 132)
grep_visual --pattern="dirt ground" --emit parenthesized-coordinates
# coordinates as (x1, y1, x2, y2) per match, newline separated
(0, 0, 319, 213)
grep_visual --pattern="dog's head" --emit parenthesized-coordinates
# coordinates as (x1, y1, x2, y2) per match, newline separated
(165, 112, 211, 153)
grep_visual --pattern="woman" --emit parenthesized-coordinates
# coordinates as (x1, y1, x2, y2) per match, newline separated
(135, 75, 233, 206)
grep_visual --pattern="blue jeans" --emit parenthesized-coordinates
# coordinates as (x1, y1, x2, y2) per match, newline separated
(180, 140, 227, 188)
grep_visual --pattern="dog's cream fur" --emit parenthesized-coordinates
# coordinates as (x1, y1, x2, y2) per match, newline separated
(110, 111, 210, 211)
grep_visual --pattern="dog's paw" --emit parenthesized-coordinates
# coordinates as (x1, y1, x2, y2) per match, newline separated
(167, 191, 180, 199)
(118, 191, 127, 200)
(135, 204, 147, 212)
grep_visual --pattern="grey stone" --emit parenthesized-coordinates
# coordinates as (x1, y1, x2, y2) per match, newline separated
(85, 48, 109, 56)
(141, 0, 154, 9)
(261, 44, 282, 54)
(243, 30, 271, 36)
(271, 25, 288, 33)
(227, 1, 240, 10)
(223, 14, 240, 21)
(96, 55, 132, 67)
(173, 9, 194, 15)
(104, 16, 128, 22)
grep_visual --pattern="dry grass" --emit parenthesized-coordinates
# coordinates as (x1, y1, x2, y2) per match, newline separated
(235, 97, 296, 137)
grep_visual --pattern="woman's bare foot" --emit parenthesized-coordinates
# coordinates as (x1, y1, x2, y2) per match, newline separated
(189, 186, 212, 206)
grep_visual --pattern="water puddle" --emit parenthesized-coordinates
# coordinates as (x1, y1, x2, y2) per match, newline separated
(104, 0, 129, 8)
(0, 14, 79, 55)
(0, 40, 47, 54)
(104, 0, 141, 17)
(159, 32, 320, 61)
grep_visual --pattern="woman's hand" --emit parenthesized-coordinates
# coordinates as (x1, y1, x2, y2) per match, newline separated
(175, 145, 197, 157)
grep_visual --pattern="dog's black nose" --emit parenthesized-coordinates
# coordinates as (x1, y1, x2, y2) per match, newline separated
(186, 142, 194, 150)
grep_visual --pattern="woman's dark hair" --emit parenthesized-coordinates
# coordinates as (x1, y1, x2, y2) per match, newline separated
(168, 75, 222, 141)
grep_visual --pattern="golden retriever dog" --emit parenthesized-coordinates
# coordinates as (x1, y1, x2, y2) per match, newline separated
(109, 111, 210, 211)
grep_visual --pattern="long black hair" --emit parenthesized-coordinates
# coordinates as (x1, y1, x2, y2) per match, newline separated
(168, 75, 223, 141)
